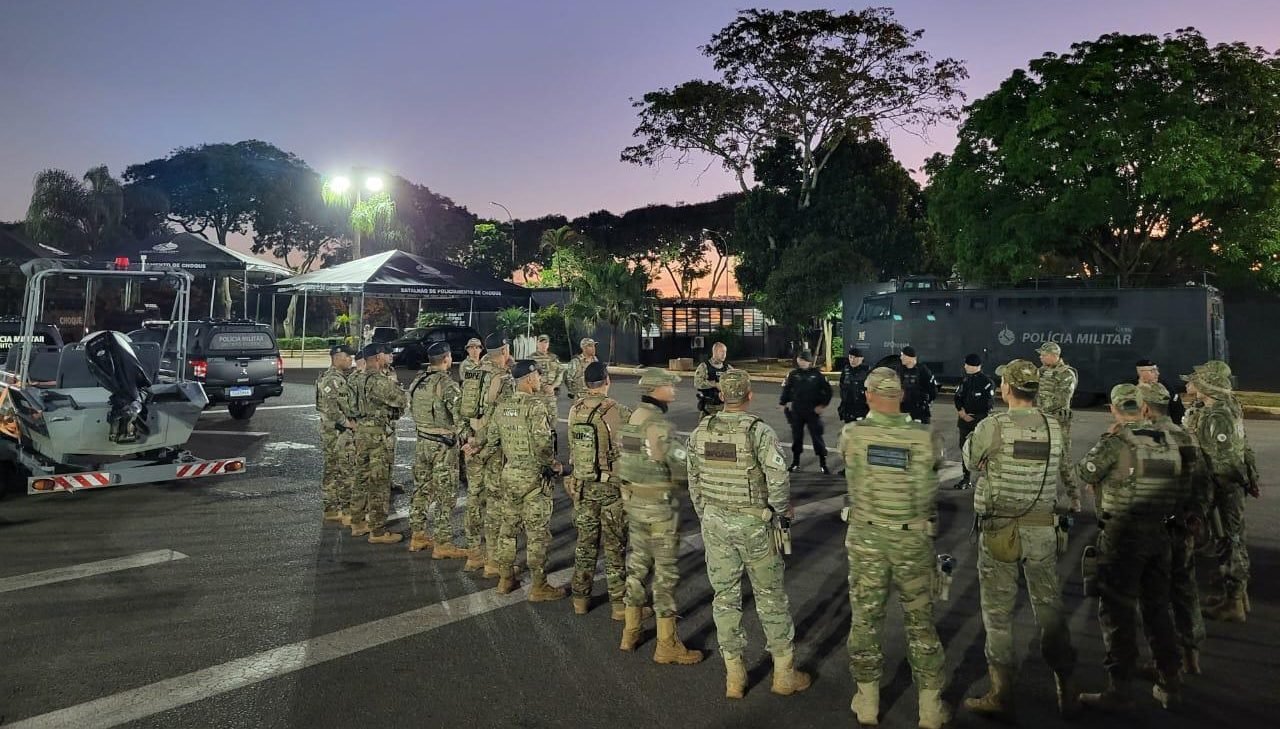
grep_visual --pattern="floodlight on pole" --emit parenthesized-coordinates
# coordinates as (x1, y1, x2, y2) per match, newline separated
(329, 175, 352, 194)
(364, 176, 384, 193)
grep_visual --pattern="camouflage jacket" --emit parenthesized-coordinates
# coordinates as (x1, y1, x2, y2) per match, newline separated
(1036, 361, 1078, 416)
(687, 410, 790, 517)
(315, 366, 356, 430)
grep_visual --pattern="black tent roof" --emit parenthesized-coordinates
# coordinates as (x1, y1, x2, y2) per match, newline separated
(91, 232, 291, 277)
(272, 249, 528, 300)
(0, 225, 67, 266)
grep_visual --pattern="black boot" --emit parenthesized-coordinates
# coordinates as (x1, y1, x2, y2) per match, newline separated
(819, 457, 830, 475)
(788, 455, 801, 472)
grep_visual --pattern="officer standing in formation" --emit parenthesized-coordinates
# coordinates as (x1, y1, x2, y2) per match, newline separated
(954, 353, 994, 490)
(531, 334, 564, 401)
(617, 368, 703, 665)
(688, 370, 810, 700)
(962, 359, 1079, 720)
(564, 337, 598, 401)
(566, 362, 631, 616)
(459, 337, 484, 380)
(1036, 341, 1078, 491)
(894, 346, 938, 424)
(458, 333, 515, 573)
(841, 367, 949, 729)
(694, 341, 733, 417)
(349, 343, 407, 544)
(837, 346, 869, 423)
(780, 350, 832, 474)
(316, 344, 357, 523)
(406, 341, 469, 559)
(1136, 359, 1185, 424)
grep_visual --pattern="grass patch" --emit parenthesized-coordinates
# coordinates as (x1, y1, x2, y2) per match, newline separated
(1237, 391, 1280, 408)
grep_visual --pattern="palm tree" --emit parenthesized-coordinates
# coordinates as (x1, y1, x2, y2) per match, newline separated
(564, 259, 657, 363)
(539, 225, 589, 348)
(25, 165, 125, 253)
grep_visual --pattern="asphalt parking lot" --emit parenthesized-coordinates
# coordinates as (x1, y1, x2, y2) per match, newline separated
(1, 369, 1277, 728)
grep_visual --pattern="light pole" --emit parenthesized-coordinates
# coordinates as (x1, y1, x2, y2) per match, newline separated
(490, 201, 515, 267)
(328, 169, 385, 261)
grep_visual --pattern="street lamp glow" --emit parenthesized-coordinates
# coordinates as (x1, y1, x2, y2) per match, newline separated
(329, 175, 351, 194)
(364, 176, 384, 193)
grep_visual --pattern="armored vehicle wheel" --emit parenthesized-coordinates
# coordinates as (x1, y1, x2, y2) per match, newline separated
(227, 402, 259, 420)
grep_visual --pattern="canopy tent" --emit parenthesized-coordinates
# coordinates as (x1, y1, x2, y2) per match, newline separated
(0, 226, 67, 267)
(91, 232, 293, 317)
(270, 249, 532, 364)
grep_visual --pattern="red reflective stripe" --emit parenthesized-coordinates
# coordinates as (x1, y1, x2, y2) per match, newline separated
(74, 475, 95, 489)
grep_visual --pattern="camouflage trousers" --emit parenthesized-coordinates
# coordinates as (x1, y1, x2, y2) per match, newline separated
(847, 526, 945, 689)
(701, 505, 796, 659)
(350, 421, 394, 529)
(624, 496, 680, 617)
(320, 426, 355, 513)
(571, 484, 626, 601)
(464, 452, 503, 558)
(1095, 526, 1180, 682)
(411, 439, 460, 544)
(1169, 529, 1205, 650)
(1054, 415, 1073, 492)
(1212, 479, 1250, 589)
(976, 525, 1076, 674)
(496, 472, 554, 577)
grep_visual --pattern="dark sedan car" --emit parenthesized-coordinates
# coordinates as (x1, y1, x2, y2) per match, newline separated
(389, 325, 482, 370)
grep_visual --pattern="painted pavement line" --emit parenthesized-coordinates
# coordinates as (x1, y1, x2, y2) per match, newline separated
(0, 550, 188, 595)
(202, 403, 314, 415)
(191, 429, 270, 437)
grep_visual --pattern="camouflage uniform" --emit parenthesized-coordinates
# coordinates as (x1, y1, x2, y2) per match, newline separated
(564, 353, 596, 402)
(567, 392, 631, 604)
(350, 366, 407, 532)
(458, 354, 484, 383)
(490, 389, 558, 581)
(1036, 345, 1079, 499)
(408, 367, 466, 547)
(463, 353, 514, 563)
(693, 358, 732, 417)
(315, 365, 357, 516)
(531, 347, 563, 399)
(1076, 385, 1189, 706)
(963, 359, 1076, 714)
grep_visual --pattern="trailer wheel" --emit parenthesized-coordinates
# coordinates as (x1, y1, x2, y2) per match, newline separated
(228, 402, 259, 420)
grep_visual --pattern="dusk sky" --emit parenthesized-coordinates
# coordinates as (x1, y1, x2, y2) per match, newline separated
(2, 0, 1276, 225)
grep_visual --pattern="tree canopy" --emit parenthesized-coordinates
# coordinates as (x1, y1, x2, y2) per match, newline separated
(926, 29, 1280, 289)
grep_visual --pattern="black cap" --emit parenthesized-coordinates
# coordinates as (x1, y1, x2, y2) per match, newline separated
(1136, 358, 1155, 368)
(512, 359, 540, 379)
(330, 344, 357, 356)
(964, 353, 982, 366)
(848, 346, 863, 357)
(361, 342, 389, 359)
(797, 350, 814, 363)
(426, 341, 450, 359)
(901, 346, 917, 357)
(484, 332, 509, 350)
(584, 361, 608, 385)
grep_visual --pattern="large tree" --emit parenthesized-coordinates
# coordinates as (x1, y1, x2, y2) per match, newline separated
(623, 7, 965, 208)
(564, 259, 657, 362)
(926, 29, 1280, 289)
(25, 165, 126, 254)
(452, 222, 514, 280)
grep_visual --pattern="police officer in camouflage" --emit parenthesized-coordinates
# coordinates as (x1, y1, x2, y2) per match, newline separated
(460, 333, 515, 574)
(962, 359, 1079, 720)
(530, 334, 564, 401)
(349, 343, 408, 544)
(564, 337, 598, 402)
(566, 362, 631, 616)
(406, 341, 470, 559)
(1075, 384, 1189, 711)
(688, 370, 810, 700)
(486, 360, 568, 600)
(459, 337, 484, 381)
(1035, 342, 1078, 493)
(618, 368, 703, 665)
(841, 367, 949, 729)
(316, 344, 357, 524)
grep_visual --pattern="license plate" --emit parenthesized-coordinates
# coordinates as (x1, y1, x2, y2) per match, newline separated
(229, 386, 253, 398)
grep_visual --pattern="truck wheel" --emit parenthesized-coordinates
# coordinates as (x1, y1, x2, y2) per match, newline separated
(228, 402, 259, 420)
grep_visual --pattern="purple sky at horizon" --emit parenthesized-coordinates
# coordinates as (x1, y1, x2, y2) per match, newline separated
(1, 0, 1276, 227)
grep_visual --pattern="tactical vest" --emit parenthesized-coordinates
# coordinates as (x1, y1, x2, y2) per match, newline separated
(569, 396, 615, 480)
(845, 418, 937, 524)
(693, 412, 766, 510)
(493, 393, 541, 467)
(981, 409, 1061, 518)
(1101, 426, 1185, 523)
(409, 371, 450, 432)
(459, 366, 488, 419)
(619, 405, 674, 489)
(352, 371, 372, 419)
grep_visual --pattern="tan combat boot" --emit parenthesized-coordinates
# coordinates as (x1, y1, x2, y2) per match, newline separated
(408, 532, 434, 552)
(769, 650, 812, 696)
(851, 682, 880, 726)
(653, 616, 703, 665)
(1203, 589, 1247, 623)
(723, 654, 748, 699)
(612, 602, 652, 622)
(368, 530, 403, 545)
(1079, 678, 1135, 713)
(573, 597, 590, 615)
(350, 522, 371, 537)
(964, 663, 1014, 720)
(463, 549, 486, 572)
(528, 574, 568, 602)
(496, 567, 520, 595)
(483, 561, 501, 579)
(340, 512, 353, 527)
(918, 688, 951, 729)
(1055, 671, 1082, 719)
(619, 606, 645, 651)
(323, 510, 342, 522)
(431, 543, 469, 560)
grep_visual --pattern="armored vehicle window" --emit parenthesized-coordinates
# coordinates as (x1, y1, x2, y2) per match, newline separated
(969, 297, 988, 310)
(1057, 296, 1117, 309)
(857, 297, 893, 322)
(997, 296, 1052, 312)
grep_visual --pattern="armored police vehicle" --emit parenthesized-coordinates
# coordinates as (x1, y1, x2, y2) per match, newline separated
(842, 275, 1227, 401)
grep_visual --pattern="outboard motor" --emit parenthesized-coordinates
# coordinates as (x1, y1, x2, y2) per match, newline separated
(82, 330, 153, 443)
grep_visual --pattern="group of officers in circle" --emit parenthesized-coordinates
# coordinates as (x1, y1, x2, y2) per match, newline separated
(315, 331, 1260, 728)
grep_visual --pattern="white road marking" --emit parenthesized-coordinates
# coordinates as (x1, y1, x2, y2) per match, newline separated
(202, 403, 314, 415)
(191, 430, 269, 437)
(0, 550, 188, 595)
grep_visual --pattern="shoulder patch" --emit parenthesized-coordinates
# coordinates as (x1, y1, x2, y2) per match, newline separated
(1085, 461, 1098, 473)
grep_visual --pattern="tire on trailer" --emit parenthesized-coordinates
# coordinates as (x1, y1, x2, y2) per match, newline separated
(228, 402, 259, 420)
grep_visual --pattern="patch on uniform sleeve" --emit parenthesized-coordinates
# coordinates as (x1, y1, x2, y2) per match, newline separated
(1216, 433, 1228, 442)
(770, 450, 786, 468)
(1012, 440, 1051, 461)
(621, 434, 643, 453)
(323, 386, 331, 393)
(703, 442, 737, 462)
(866, 444, 910, 469)
(670, 445, 687, 461)
(1085, 461, 1098, 473)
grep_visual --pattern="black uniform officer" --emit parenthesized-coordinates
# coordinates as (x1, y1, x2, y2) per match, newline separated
(954, 353, 994, 489)
(838, 346, 870, 422)
(894, 345, 938, 423)
(780, 349, 833, 474)
(1135, 359, 1186, 425)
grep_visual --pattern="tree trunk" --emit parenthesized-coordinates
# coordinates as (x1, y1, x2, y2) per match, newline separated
(283, 294, 299, 339)
(610, 324, 617, 366)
